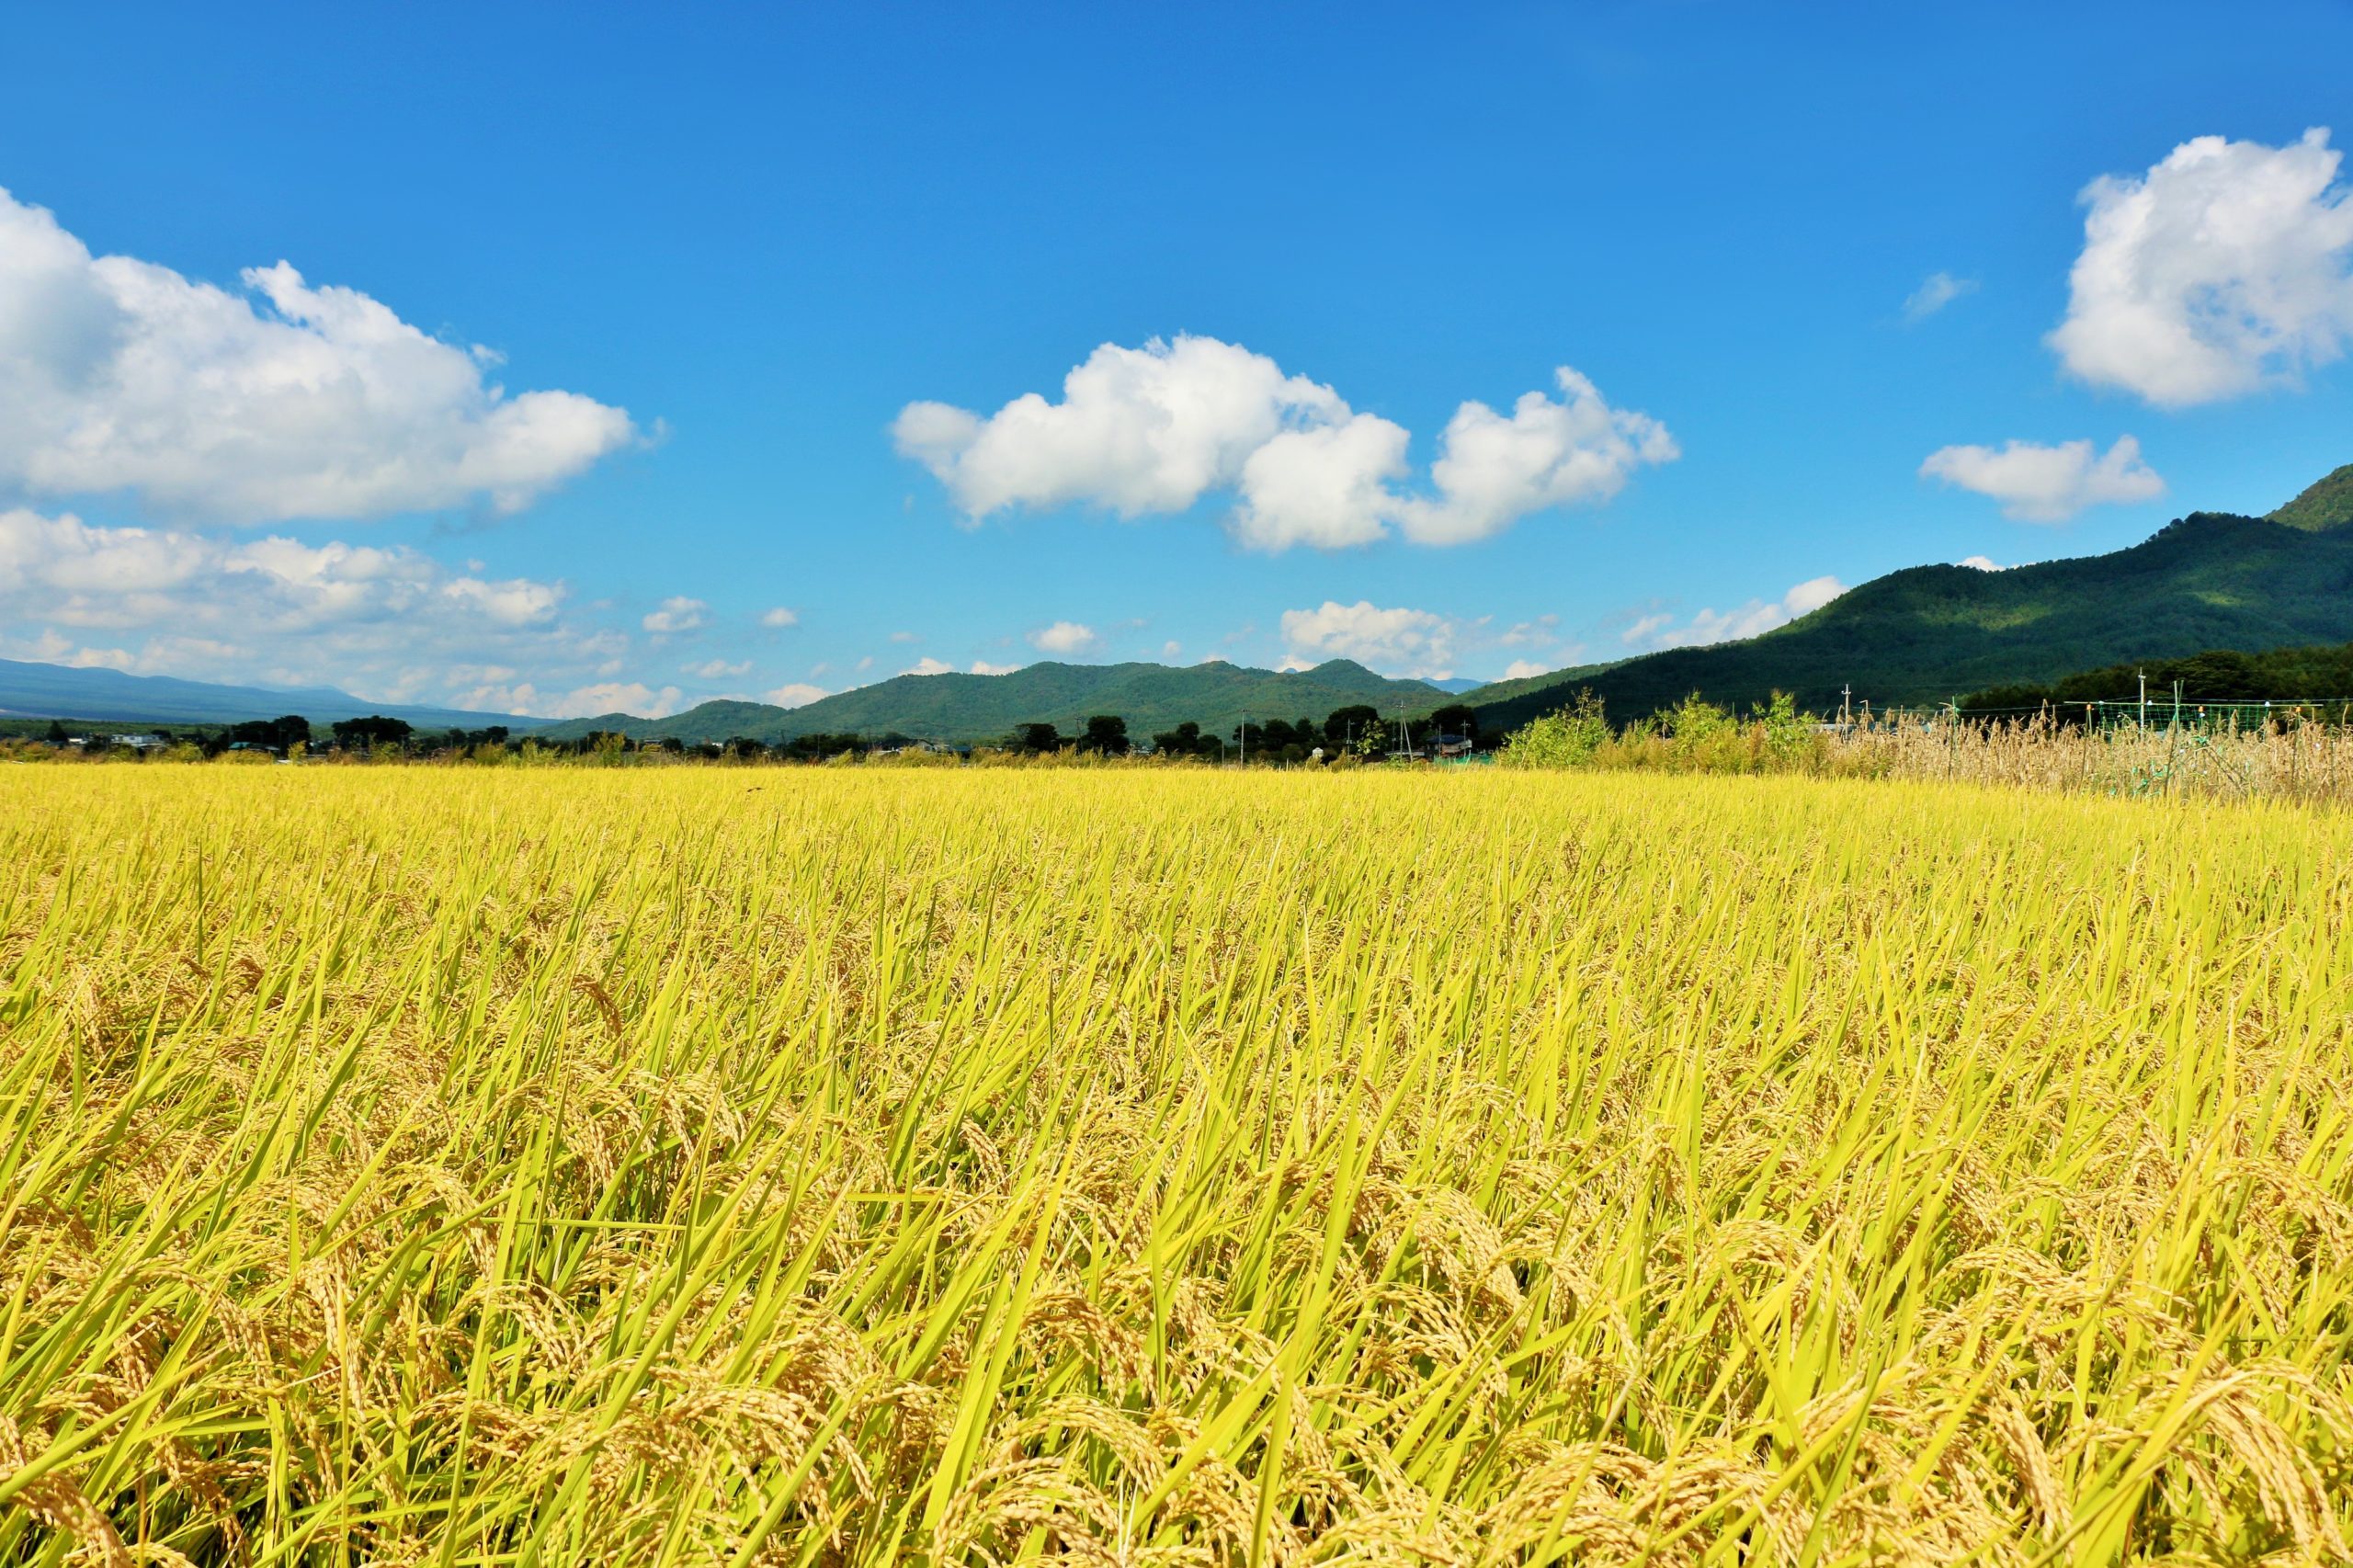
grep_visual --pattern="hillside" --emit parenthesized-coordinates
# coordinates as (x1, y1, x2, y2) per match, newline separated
(0, 659, 551, 731)
(540, 659, 1451, 745)
(1448, 658, 1626, 710)
(2269, 462, 2353, 531)
(1961, 637, 2353, 711)
(1473, 498, 2353, 733)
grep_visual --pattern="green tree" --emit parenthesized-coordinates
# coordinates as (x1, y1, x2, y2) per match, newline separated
(1078, 715, 1130, 755)
(1006, 722, 1063, 754)
(1495, 690, 1608, 767)
(1428, 703, 1479, 741)
(1324, 705, 1379, 749)
(331, 715, 413, 753)
(1151, 721, 1202, 756)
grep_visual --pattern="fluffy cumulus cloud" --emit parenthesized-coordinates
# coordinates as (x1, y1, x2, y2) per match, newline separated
(1626, 576, 1849, 651)
(760, 607, 799, 629)
(0, 186, 637, 522)
(1394, 369, 1679, 545)
(2049, 130, 2353, 406)
(901, 656, 955, 676)
(1904, 271, 1978, 323)
(0, 506, 678, 718)
(1502, 659, 1552, 680)
(1231, 414, 1412, 550)
(894, 335, 1673, 551)
(1279, 600, 1460, 679)
(1919, 436, 2165, 522)
(1957, 555, 2009, 572)
(969, 659, 1022, 676)
(1026, 619, 1101, 655)
(764, 682, 828, 709)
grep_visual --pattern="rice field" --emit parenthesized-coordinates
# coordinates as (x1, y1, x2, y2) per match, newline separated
(3, 766, 2350, 1565)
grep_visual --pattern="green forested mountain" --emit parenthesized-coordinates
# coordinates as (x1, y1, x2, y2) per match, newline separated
(539, 659, 1449, 745)
(1468, 471, 2353, 733)
(1961, 638, 2353, 712)
(2268, 463, 2353, 532)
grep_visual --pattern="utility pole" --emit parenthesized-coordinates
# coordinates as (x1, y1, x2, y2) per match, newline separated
(2138, 668, 2147, 731)
(1841, 683, 1851, 725)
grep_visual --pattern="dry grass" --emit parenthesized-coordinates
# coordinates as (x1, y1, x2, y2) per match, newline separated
(1504, 700, 2353, 806)
(3, 766, 2350, 1564)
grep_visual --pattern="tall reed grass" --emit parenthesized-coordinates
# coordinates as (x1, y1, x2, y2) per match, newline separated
(1497, 695, 2353, 805)
(3, 767, 2349, 1563)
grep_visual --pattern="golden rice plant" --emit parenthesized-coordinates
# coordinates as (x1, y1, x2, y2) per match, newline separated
(2, 766, 2350, 1564)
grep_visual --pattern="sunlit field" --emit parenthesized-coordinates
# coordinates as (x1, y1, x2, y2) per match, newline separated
(4, 767, 2350, 1565)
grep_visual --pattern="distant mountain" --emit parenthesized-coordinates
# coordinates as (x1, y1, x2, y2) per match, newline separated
(0, 659, 550, 731)
(1471, 463, 2353, 733)
(1449, 659, 1626, 710)
(540, 659, 1451, 745)
(1424, 677, 1485, 694)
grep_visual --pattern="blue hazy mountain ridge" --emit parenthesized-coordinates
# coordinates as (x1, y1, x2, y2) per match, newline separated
(0, 658, 552, 731)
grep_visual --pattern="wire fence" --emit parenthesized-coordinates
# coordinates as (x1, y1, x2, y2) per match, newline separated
(1881, 697, 2353, 730)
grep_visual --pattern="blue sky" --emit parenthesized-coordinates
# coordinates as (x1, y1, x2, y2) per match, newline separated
(3, 1, 2351, 716)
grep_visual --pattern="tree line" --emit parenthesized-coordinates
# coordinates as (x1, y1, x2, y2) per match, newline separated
(1959, 639, 2353, 721)
(997, 703, 1484, 761)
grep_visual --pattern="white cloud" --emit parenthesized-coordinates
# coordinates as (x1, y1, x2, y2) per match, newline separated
(1782, 575, 1847, 615)
(760, 607, 799, 628)
(888, 630, 919, 643)
(969, 659, 1022, 676)
(1394, 369, 1680, 545)
(1919, 436, 2165, 522)
(1279, 600, 1458, 678)
(515, 682, 685, 720)
(895, 335, 1671, 551)
(1903, 271, 1978, 323)
(764, 682, 828, 709)
(0, 506, 729, 719)
(1498, 615, 1561, 646)
(1231, 413, 1411, 550)
(1956, 555, 2008, 571)
(0, 506, 567, 643)
(1502, 659, 1552, 680)
(1620, 612, 1674, 646)
(901, 656, 955, 676)
(1027, 619, 1102, 655)
(1626, 576, 1850, 650)
(0, 185, 635, 522)
(1161, 640, 1182, 659)
(641, 596, 709, 635)
(682, 657, 750, 679)
(2049, 129, 2353, 406)
(895, 335, 1347, 521)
